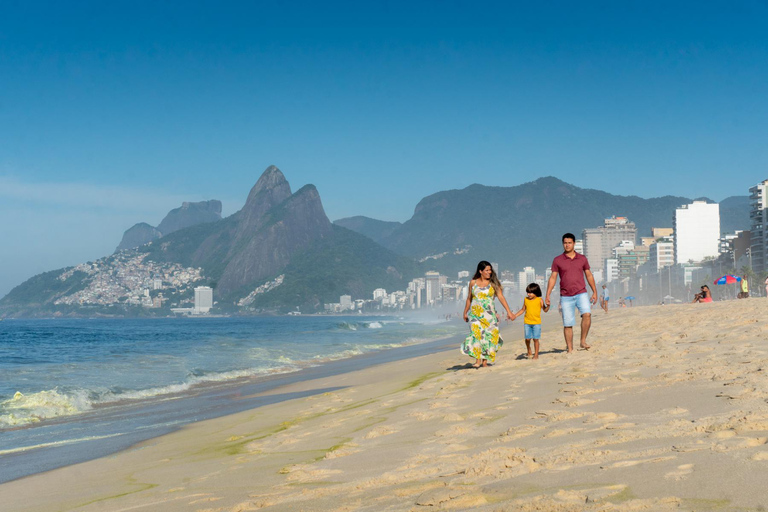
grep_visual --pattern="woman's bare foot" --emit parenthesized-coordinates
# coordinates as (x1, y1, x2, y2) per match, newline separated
(472, 359, 482, 368)
(481, 360, 489, 367)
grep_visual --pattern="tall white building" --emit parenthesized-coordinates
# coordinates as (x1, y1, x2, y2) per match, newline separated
(649, 237, 675, 271)
(750, 180, 768, 273)
(194, 286, 213, 314)
(673, 201, 721, 264)
(340, 295, 352, 310)
(517, 266, 536, 291)
(373, 288, 387, 301)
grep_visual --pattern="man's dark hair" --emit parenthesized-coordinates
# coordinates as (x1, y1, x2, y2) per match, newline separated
(562, 233, 576, 243)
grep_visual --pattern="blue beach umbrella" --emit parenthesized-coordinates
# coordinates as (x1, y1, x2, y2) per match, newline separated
(714, 275, 741, 285)
(624, 296, 636, 300)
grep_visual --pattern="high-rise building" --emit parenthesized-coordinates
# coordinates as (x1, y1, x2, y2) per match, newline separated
(194, 286, 213, 314)
(673, 201, 720, 264)
(648, 237, 675, 271)
(617, 245, 650, 279)
(749, 180, 768, 273)
(373, 288, 387, 300)
(340, 295, 352, 310)
(425, 271, 446, 304)
(582, 217, 637, 273)
(516, 266, 536, 291)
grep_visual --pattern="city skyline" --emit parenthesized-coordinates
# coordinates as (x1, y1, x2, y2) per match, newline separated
(2, 2, 768, 298)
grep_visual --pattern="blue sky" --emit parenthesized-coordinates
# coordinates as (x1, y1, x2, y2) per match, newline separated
(1, 1, 767, 297)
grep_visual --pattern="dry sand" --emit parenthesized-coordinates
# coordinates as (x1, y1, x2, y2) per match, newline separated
(2, 300, 768, 511)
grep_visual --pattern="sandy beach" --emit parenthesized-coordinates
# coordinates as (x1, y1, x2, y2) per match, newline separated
(2, 300, 768, 511)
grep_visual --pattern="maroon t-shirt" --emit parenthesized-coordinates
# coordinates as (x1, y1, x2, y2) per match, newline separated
(551, 252, 590, 297)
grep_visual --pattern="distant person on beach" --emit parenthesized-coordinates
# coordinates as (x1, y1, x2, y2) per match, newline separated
(692, 285, 713, 303)
(462, 261, 514, 368)
(739, 276, 749, 299)
(600, 284, 609, 314)
(545, 233, 598, 353)
(765, 276, 768, 297)
(513, 283, 549, 360)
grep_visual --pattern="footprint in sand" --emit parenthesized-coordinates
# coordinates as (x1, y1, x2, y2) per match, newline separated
(364, 426, 398, 439)
(751, 452, 768, 461)
(603, 456, 675, 468)
(665, 463, 694, 480)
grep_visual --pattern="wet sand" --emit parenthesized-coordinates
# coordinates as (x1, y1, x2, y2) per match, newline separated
(2, 300, 768, 511)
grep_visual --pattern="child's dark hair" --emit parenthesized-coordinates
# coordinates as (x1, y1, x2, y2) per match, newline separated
(526, 283, 542, 297)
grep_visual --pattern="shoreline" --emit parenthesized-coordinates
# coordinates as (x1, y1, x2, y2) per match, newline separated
(5, 302, 766, 511)
(0, 327, 469, 485)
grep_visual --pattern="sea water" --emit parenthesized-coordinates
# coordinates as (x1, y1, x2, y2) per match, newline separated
(0, 315, 463, 482)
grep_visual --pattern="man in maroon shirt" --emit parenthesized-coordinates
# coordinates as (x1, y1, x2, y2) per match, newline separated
(545, 233, 598, 353)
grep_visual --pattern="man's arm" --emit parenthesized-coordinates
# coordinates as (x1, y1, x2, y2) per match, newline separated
(585, 269, 598, 304)
(545, 271, 558, 307)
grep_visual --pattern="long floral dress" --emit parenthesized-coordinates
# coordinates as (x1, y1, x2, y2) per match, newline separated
(461, 283, 503, 362)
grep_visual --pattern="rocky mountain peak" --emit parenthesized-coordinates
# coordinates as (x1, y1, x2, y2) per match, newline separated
(239, 166, 293, 230)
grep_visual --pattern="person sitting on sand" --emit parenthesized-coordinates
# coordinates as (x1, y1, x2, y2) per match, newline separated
(513, 283, 549, 360)
(462, 261, 515, 368)
(739, 276, 749, 299)
(692, 285, 713, 303)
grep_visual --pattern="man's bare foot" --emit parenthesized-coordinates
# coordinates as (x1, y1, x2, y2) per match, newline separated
(532, 355, 539, 360)
(526, 352, 532, 358)
(580, 344, 591, 350)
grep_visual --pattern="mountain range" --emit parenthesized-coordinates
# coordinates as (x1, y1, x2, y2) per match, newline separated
(0, 170, 752, 317)
(115, 200, 223, 252)
(335, 177, 751, 277)
(0, 167, 420, 317)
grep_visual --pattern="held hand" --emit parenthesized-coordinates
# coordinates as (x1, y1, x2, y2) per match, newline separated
(545, 296, 551, 307)
(507, 311, 515, 321)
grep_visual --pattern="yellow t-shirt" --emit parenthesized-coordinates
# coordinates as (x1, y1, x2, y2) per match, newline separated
(524, 297, 543, 325)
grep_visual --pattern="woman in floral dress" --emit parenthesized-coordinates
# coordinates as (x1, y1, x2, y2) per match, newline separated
(462, 261, 515, 368)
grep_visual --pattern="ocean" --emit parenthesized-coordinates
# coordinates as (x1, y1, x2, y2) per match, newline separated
(0, 315, 464, 483)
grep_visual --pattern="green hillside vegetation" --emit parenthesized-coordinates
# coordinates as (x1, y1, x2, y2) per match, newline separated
(333, 216, 402, 244)
(140, 216, 237, 283)
(0, 269, 89, 316)
(249, 225, 422, 312)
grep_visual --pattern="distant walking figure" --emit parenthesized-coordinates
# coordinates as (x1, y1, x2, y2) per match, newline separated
(545, 233, 598, 353)
(600, 284, 609, 314)
(462, 261, 514, 368)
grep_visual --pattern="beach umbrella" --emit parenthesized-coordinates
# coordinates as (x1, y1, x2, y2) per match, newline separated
(624, 296, 636, 300)
(713, 275, 741, 285)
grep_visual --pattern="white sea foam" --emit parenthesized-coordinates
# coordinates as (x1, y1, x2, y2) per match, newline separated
(0, 389, 93, 427)
(335, 321, 385, 331)
(0, 433, 124, 456)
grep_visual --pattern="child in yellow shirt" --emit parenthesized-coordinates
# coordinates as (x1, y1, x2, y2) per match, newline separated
(513, 283, 549, 359)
